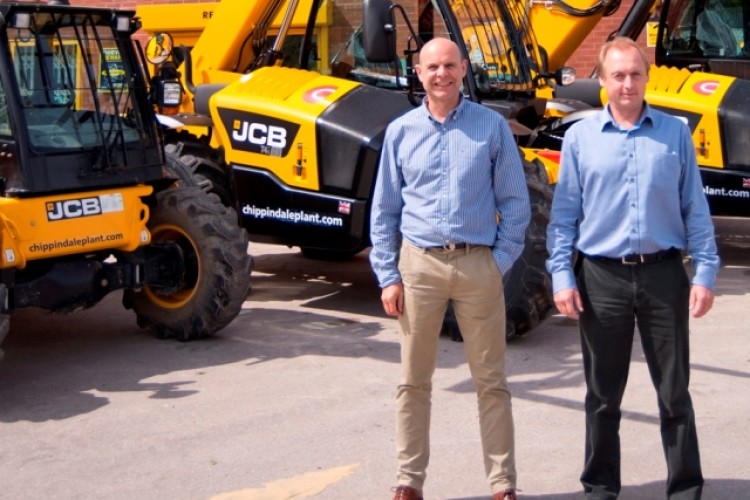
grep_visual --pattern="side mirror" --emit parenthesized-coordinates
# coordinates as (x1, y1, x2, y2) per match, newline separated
(362, 0, 396, 63)
(145, 33, 174, 65)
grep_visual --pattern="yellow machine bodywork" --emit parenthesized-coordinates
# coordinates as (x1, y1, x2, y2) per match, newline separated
(136, 2, 219, 49)
(528, 0, 611, 73)
(647, 68, 733, 170)
(0, 185, 152, 269)
(137, 0, 334, 114)
(210, 66, 360, 192)
(522, 148, 559, 185)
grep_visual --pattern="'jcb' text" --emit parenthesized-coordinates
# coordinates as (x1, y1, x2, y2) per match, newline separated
(232, 121, 287, 149)
(47, 197, 102, 221)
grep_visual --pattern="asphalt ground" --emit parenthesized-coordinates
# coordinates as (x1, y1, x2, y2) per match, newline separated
(0, 241, 748, 500)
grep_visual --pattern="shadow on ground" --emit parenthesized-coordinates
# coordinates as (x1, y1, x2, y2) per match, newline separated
(447, 477, 748, 499)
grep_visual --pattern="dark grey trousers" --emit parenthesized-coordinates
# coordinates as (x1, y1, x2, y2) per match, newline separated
(576, 255, 703, 500)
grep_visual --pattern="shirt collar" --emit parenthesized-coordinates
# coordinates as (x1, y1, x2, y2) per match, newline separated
(421, 94, 466, 122)
(599, 102, 654, 131)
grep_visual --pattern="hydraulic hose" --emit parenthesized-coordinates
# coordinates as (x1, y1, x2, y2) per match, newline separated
(530, 0, 621, 18)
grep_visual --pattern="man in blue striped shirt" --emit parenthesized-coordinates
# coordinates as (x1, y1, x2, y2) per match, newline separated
(370, 37, 530, 500)
(546, 37, 720, 500)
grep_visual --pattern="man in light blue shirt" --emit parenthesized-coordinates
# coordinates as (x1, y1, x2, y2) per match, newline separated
(546, 37, 719, 500)
(370, 38, 529, 500)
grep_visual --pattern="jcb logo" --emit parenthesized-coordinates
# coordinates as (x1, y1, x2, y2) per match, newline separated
(232, 121, 287, 149)
(47, 197, 102, 221)
(219, 109, 299, 157)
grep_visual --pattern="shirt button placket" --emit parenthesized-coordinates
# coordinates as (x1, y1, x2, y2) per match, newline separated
(626, 137, 639, 248)
(439, 125, 449, 241)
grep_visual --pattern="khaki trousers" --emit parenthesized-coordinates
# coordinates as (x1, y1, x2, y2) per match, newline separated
(395, 241, 516, 493)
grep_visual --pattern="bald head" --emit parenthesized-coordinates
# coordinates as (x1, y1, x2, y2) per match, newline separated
(418, 38, 462, 64)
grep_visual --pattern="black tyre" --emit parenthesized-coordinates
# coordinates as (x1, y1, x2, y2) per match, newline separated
(123, 187, 252, 340)
(443, 158, 554, 341)
(502, 158, 555, 338)
(164, 142, 235, 206)
(163, 144, 210, 190)
(0, 284, 8, 360)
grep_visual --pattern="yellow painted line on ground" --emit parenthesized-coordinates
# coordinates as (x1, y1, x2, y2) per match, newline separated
(211, 463, 360, 499)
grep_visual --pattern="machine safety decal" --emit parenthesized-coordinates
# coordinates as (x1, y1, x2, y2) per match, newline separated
(46, 193, 124, 221)
(303, 86, 337, 104)
(693, 80, 720, 96)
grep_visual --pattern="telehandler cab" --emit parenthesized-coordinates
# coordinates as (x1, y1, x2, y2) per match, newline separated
(0, 2, 252, 357)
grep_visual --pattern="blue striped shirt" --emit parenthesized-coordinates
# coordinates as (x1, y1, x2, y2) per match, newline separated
(546, 104, 720, 292)
(369, 97, 531, 288)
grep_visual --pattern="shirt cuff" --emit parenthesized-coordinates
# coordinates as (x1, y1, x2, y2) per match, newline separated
(551, 269, 577, 294)
(691, 266, 716, 291)
(375, 269, 402, 289)
(491, 251, 512, 275)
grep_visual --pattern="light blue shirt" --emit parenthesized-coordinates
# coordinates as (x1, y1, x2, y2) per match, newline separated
(546, 104, 720, 292)
(369, 97, 530, 288)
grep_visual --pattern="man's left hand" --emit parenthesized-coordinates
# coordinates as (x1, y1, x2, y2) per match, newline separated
(689, 285, 714, 318)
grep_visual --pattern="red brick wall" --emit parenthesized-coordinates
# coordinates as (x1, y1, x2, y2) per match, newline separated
(329, 0, 367, 53)
(69, 0, 137, 8)
(67, 0, 212, 9)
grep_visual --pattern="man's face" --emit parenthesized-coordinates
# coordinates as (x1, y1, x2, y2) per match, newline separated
(599, 46, 649, 117)
(416, 41, 467, 106)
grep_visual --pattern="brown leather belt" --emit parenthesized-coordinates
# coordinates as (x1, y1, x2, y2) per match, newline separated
(583, 248, 681, 265)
